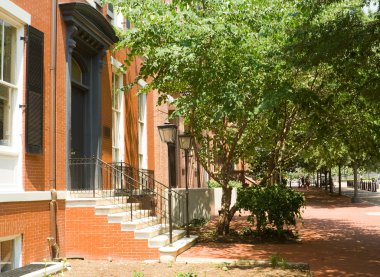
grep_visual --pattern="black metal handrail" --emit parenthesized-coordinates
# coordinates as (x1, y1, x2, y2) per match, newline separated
(113, 162, 187, 228)
(69, 157, 187, 242)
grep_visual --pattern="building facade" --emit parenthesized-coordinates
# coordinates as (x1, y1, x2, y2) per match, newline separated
(0, 0, 206, 272)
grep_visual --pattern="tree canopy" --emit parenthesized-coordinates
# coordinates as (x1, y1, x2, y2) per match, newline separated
(110, 0, 380, 234)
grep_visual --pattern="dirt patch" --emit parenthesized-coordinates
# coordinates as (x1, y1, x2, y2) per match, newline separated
(54, 259, 310, 277)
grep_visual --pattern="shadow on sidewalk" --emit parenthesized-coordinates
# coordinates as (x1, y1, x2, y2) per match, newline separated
(181, 187, 380, 277)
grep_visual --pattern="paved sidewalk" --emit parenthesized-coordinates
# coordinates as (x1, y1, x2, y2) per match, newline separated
(336, 186, 380, 206)
(178, 188, 380, 277)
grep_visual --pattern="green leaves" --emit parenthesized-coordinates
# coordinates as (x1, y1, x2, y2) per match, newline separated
(236, 185, 305, 232)
(110, 0, 380, 182)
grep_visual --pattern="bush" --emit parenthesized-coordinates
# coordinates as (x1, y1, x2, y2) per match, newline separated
(207, 180, 221, 188)
(236, 185, 305, 233)
(228, 180, 243, 189)
(189, 217, 207, 227)
(207, 179, 243, 189)
(270, 253, 289, 268)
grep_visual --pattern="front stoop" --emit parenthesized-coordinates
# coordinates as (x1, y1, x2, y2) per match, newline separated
(66, 197, 197, 260)
(159, 236, 198, 263)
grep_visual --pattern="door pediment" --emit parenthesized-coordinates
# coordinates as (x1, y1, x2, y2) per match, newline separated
(60, 2, 118, 54)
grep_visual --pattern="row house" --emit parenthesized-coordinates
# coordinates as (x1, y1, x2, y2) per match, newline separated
(0, 0, 202, 273)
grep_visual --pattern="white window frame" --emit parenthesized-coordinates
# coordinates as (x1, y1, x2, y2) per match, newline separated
(138, 92, 147, 169)
(111, 57, 124, 163)
(0, 1, 30, 192)
(0, 234, 22, 272)
(107, 3, 114, 19)
(85, 0, 102, 9)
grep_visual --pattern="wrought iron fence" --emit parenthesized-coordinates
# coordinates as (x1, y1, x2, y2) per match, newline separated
(347, 180, 378, 192)
(113, 162, 186, 227)
(69, 158, 186, 241)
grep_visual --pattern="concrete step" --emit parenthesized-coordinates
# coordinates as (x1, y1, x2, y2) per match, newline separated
(95, 203, 141, 215)
(134, 224, 169, 239)
(107, 210, 152, 223)
(66, 196, 127, 207)
(121, 217, 161, 231)
(159, 235, 198, 263)
(149, 229, 186, 248)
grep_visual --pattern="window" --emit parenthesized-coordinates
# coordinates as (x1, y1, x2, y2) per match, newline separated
(0, 239, 13, 272)
(71, 59, 82, 84)
(0, 20, 16, 147)
(0, 236, 21, 273)
(107, 3, 114, 19)
(0, 0, 30, 191)
(124, 19, 131, 30)
(112, 72, 123, 162)
(138, 93, 147, 169)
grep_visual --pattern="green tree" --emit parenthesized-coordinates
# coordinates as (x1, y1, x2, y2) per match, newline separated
(110, 0, 380, 233)
(288, 0, 380, 199)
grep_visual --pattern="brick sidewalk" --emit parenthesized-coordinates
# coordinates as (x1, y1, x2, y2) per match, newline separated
(178, 188, 380, 277)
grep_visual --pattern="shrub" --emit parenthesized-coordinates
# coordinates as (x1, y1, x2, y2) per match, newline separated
(270, 253, 289, 268)
(189, 217, 207, 227)
(207, 180, 221, 188)
(236, 185, 305, 233)
(228, 180, 243, 189)
(207, 179, 243, 188)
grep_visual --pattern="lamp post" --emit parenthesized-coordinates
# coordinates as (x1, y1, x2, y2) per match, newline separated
(157, 123, 177, 245)
(178, 133, 193, 238)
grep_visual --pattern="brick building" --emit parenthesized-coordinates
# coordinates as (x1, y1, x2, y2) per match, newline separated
(0, 0, 202, 272)
(0, 0, 197, 272)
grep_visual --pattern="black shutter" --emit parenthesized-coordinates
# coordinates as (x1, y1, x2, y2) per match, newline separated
(25, 25, 44, 154)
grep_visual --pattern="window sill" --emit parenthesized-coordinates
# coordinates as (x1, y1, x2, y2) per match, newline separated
(0, 146, 19, 157)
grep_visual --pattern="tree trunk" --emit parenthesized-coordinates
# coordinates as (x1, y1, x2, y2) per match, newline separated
(324, 169, 328, 191)
(338, 165, 342, 196)
(329, 168, 333, 193)
(352, 163, 360, 203)
(316, 171, 319, 188)
(217, 185, 234, 235)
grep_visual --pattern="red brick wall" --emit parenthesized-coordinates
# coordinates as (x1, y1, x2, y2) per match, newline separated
(13, 0, 142, 190)
(153, 92, 170, 186)
(9, 0, 67, 191)
(124, 55, 139, 168)
(65, 207, 159, 260)
(0, 200, 66, 265)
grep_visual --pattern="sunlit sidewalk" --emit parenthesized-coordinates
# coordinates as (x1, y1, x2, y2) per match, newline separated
(335, 186, 380, 206)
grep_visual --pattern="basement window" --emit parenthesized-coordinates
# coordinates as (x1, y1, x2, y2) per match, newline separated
(0, 235, 22, 273)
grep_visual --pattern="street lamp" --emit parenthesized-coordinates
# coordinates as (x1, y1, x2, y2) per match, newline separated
(178, 133, 193, 238)
(158, 123, 177, 144)
(157, 122, 177, 245)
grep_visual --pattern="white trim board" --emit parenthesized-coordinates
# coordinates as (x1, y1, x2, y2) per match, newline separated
(0, 191, 67, 203)
(0, 0, 31, 26)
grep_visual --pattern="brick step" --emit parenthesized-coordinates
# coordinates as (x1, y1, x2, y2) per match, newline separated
(95, 203, 141, 215)
(121, 217, 161, 231)
(134, 224, 169, 239)
(107, 210, 152, 223)
(148, 229, 186, 248)
(159, 235, 198, 263)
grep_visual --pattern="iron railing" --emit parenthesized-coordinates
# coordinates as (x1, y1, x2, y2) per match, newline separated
(347, 180, 378, 192)
(113, 162, 187, 228)
(69, 158, 186, 242)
